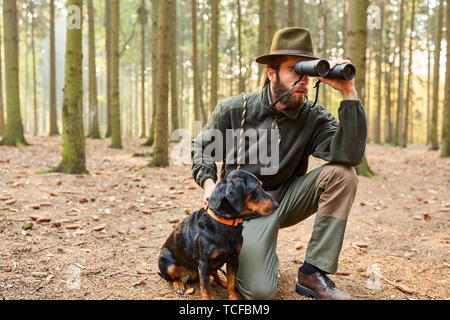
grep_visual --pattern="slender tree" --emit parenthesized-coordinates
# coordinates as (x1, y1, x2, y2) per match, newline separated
(1, 0, 27, 146)
(105, 0, 112, 137)
(287, 0, 295, 27)
(374, 1, 384, 144)
(87, 0, 100, 139)
(237, 0, 244, 93)
(110, 0, 122, 148)
(442, 0, 450, 157)
(264, 0, 275, 52)
(347, 0, 373, 177)
(49, 0, 59, 136)
(192, 0, 201, 123)
(402, 0, 416, 147)
(144, 0, 158, 146)
(257, 0, 266, 80)
(138, 0, 147, 138)
(431, 0, 444, 150)
(393, 0, 406, 146)
(210, 0, 219, 113)
(150, 0, 171, 167)
(169, 0, 179, 132)
(51, 0, 86, 173)
(30, 1, 38, 135)
(0, 18, 4, 137)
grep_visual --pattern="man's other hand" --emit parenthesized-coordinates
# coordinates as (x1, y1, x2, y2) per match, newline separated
(317, 59, 358, 100)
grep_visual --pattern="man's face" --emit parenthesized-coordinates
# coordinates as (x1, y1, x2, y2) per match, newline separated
(268, 56, 310, 110)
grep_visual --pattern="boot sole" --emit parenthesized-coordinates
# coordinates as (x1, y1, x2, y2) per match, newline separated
(295, 283, 320, 300)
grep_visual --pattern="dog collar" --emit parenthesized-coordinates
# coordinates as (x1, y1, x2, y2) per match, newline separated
(206, 206, 244, 227)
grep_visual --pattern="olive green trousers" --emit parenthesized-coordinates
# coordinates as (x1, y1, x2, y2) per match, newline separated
(236, 163, 358, 300)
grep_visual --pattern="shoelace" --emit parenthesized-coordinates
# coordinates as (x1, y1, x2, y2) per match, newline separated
(320, 272, 336, 289)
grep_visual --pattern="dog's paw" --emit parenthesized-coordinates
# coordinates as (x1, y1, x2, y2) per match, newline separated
(173, 280, 186, 295)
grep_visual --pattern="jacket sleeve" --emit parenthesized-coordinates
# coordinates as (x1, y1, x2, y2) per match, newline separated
(191, 102, 229, 188)
(310, 100, 367, 166)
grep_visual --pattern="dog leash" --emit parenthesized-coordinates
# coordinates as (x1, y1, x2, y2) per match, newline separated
(237, 92, 248, 171)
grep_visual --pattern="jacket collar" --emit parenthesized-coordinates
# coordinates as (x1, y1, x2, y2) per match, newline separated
(261, 83, 305, 120)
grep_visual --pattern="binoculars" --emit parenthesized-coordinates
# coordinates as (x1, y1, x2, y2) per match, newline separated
(294, 59, 356, 80)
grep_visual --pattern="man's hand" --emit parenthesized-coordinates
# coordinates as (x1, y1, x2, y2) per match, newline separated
(202, 178, 216, 206)
(317, 59, 358, 100)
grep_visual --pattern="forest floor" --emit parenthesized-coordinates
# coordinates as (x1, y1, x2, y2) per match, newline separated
(0, 136, 449, 300)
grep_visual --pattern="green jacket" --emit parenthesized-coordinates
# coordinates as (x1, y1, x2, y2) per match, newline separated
(191, 85, 367, 202)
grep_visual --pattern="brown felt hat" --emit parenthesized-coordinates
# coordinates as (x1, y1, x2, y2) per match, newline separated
(255, 27, 320, 64)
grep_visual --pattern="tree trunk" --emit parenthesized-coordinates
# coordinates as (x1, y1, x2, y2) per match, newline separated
(319, 0, 328, 108)
(287, 0, 294, 27)
(169, 0, 179, 132)
(0, 17, 4, 137)
(52, 0, 87, 173)
(427, 0, 432, 145)
(150, 0, 171, 167)
(402, 0, 416, 148)
(105, 0, 112, 137)
(343, 0, 349, 58)
(109, 0, 122, 149)
(87, 0, 100, 139)
(210, 0, 219, 113)
(237, 0, 244, 93)
(49, 0, 59, 136)
(144, 0, 158, 146)
(347, 0, 373, 177)
(139, 0, 147, 138)
(264, 0, 275, 52)
(431, 0, 444, 150)
(393, 0, 406, 146)
(374, 2, 384, 144)
(192, 0, 201, 124)
(442, 0, 450, 157)
(1, 0, 27, 146)
(30, 2, 38, 136)
(257, 0, 266, 80)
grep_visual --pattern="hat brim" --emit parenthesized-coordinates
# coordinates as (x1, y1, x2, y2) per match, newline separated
(255, 53, 320, 65)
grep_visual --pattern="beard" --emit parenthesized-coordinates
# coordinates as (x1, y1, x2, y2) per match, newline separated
(272, 76, 306, 110)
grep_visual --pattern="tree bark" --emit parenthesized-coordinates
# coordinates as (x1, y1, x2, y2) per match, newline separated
(431, 0, 444, 150)
(257, 0, 266, 80)
(192, 0, 201, 123)
(237, 0, 244, 93)
(52, 0, 87, 173)
(1, 0, 27, 146)
(347, 0, 373, 177)
(49, 0, 59, 136)
(442, 0, 450, 157)
(393, 0, 406, 146)
(109, 0, 122, 149)
(402, 0, 416, 148)
(169, 0, 179, 132)
(374, 2, 384, 144)
(287, 0, 294, 27)
(105, 0, 112, 137)
(30, 2, 38, 136)
(150, 0, 171, 167)
(210, 0, 219, 113)
(144, 0, 158, 146)
(0, 16, 4, 137)
(139, 0, 147, 138)
(264, 0, 275, 52)
(87, 0, 100, 139)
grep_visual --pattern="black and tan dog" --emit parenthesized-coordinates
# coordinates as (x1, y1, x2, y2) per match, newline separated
(158, 170, 279, 300)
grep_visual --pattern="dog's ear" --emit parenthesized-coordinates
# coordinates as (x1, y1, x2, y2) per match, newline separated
(207, 178, 227, 211)
(244, 177, 260, 196)
(225, 178, 246, 213)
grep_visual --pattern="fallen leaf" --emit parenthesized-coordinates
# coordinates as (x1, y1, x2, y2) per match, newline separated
(295, 242, 304, 250)
(65, 224, 81, 230)
(185, 288, 194, 294)
(31, 204, 41, 210)
(37, 217, 52, 223)
(29, 215, 41, 221)
(395, 284, 414, 294)
(133, 279, 146, 286)
(168, 218, 179, 224)
(141, 210, 152, 215)
(22, 222, 33, 230)
(352, 242, 368, 248)
(93, 225, 106, 232)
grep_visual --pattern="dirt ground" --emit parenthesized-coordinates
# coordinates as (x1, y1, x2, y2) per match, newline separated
(0, 136, 448, 300)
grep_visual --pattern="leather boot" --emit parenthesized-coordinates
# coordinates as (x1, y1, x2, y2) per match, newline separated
(296, 269, 352, 300)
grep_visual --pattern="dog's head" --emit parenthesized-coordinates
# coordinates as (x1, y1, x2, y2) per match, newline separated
(207, 170, 279, 219)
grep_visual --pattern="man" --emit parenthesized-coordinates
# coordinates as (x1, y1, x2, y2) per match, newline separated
(191, 27, 367, 300)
